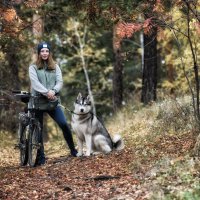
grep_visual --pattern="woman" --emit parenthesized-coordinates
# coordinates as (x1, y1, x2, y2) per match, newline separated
(29, 42, 77, 165)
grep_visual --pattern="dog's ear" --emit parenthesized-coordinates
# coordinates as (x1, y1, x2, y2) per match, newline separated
(77, 93, 82, 100)
(86, 95, 91, 102)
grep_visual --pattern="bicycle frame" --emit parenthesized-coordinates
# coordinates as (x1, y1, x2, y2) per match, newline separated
(13, 90, 42, 167)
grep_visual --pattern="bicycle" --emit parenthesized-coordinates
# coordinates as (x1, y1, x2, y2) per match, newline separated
(13, 90, 42, 167)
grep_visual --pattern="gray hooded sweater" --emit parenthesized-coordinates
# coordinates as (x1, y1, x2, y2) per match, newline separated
(29, 64, 63, 96)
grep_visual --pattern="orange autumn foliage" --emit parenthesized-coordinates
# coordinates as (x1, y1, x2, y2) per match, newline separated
(2, 8, 16, 22)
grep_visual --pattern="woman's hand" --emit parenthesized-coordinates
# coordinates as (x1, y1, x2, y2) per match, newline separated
(47, 90, 56, 100)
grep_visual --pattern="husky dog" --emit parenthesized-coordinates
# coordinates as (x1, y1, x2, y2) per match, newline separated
(71, 93, 124, 157)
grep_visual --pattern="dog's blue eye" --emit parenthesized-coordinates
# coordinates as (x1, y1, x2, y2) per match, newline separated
(84, 101, 91, 105)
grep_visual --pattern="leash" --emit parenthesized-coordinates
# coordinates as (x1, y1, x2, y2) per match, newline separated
(59, 104, 73, 113)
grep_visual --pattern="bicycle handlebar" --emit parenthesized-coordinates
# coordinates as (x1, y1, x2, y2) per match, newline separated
(12, 90, 30, 95)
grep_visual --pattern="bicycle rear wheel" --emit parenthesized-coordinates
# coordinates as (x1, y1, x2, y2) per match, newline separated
(18, 123, 28, 166)
(28, 120, 41, 167)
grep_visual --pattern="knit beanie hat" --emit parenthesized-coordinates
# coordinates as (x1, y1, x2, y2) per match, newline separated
(37, 42, 51, 54)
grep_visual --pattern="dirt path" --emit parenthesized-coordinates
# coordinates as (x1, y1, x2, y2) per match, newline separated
(0, 147, 146, 200)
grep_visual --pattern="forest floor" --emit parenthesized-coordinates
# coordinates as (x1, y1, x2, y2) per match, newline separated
(0, 131, 197, 200)
(1, 96, 200, 199)
(0, 145, 143, 200)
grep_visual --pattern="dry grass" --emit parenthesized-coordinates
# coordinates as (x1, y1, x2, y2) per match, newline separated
(107, 95, 196, 145)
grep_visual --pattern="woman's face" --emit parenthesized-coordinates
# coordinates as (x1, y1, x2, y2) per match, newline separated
(39, 48, 50, 60)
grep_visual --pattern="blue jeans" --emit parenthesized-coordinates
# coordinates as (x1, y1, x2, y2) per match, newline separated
(35, 106, 76, 162)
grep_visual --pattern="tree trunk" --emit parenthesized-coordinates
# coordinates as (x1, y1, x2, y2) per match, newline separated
(32, 13, 43, 60)
(32, 13, 49, 141)
(113, 49, 123, 111)
(112, 24, 123, 112)
(141, 27, 158, 104)
(72, 18, 96, 115)
(6, 44, 20, 90)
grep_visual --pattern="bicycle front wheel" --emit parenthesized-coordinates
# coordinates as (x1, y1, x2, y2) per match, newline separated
(18, 123, 28, 166)
(28, 120, 41, 167)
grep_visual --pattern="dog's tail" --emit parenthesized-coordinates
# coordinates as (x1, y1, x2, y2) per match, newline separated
(112, 134, 124, 151)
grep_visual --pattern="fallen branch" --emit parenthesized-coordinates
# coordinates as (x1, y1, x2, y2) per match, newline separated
(85, 175, 120, 181)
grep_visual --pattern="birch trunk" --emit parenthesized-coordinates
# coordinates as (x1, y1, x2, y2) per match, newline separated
(72, 19, 96, 115)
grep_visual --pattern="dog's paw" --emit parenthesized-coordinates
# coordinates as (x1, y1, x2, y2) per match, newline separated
(85, 152, 91, 157)
(77, 152, 83, 157)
